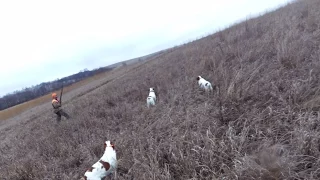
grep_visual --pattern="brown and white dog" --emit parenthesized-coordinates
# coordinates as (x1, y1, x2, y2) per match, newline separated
(196, 76, 214, 92)
(146, 87, 156, 108)
(82, 141, 117, 180)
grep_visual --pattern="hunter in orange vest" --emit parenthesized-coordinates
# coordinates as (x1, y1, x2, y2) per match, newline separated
(52, 93, 70, 121)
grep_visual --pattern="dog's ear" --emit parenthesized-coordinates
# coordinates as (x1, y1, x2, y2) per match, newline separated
(87, 167, 94, 172)
(110, 141, 115, 149)
(99, 160, 111, 170)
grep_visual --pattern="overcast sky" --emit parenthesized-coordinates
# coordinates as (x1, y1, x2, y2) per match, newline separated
(0, 0, 293, 97)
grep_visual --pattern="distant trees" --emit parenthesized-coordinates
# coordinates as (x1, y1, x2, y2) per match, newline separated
(0, 67, 114, 110)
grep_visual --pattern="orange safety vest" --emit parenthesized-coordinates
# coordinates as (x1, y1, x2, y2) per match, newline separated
(52, 99, 60, 108)
(52, 99, 59, 103)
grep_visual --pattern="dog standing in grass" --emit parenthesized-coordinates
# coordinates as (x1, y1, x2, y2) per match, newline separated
(147, 87, 156, 108)
(82, 141, 118, 180)
(196, 76, 214, 92)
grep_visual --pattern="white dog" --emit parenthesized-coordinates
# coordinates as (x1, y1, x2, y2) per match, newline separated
(83, 141, 117, 180)
(196, 76, 213, 92)
(146, 87, 156, 108)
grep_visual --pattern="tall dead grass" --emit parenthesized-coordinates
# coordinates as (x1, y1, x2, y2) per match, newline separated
(2, 0, 320, 179)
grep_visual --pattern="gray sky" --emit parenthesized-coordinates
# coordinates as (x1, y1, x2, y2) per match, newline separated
(0, 0, 292, 97)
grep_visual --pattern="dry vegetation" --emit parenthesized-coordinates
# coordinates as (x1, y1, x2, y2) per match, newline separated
(0, 71, 110, 121)
(2, 0, 320, 179)
(0, 66, 129, 121)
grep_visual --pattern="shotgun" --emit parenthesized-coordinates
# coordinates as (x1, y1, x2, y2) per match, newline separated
(59, 85, 64, 105)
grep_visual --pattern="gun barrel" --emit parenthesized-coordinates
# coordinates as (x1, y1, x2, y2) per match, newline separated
(59, 85, 64, 104)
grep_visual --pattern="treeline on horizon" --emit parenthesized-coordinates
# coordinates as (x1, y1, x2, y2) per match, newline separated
(0, 66, 114, 111)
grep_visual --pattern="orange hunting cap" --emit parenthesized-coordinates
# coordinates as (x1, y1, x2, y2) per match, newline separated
(52, 93, 57, 99)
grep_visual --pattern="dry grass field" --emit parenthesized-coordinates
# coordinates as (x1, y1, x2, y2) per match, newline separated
(0, 60, 149, 122)
(0, 61, 147, 129)
(0, 70, 111, 121)
(2, 0, 320, 179)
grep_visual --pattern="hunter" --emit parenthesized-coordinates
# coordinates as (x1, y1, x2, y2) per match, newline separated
(51, 93, 70, 121)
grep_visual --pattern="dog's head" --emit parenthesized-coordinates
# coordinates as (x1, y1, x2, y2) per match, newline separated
(104, 140, 115, 150)
(196, 76, 202, 81)
(149, 87, 155, 92)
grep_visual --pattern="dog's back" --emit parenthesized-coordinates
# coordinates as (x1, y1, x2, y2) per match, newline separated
(83, 141, 117, 180)
(147, 96, 156, 108)
(197, 76, 213, 91)
(148, 91, 156, 100)
(147, 88, 156, 108)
